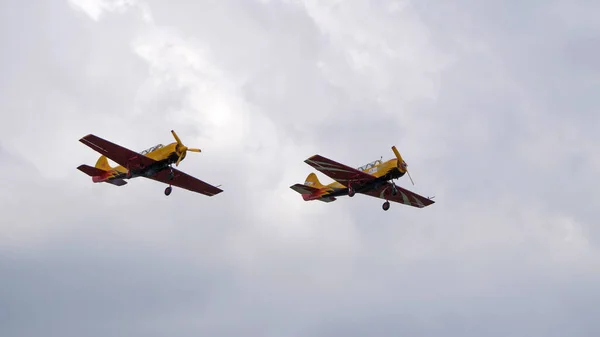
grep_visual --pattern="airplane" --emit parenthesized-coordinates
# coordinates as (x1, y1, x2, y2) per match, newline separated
(290, 146, 435, 211)
(77, 130, 223, 197)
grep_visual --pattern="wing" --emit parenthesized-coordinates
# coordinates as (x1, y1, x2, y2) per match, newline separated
(79, 134, 156, 168)
(364, 182, 435, 208)
(148, 168, 223, 196)
(304, 155, 375, 186)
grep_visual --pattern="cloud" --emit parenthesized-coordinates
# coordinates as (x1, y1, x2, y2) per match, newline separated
(1, 0, 599, 336)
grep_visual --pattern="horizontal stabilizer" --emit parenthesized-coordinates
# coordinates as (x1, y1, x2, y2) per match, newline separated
(290, 183, 319, 195)
(105, 179, 127, 186)
(77, 164, 107, 177)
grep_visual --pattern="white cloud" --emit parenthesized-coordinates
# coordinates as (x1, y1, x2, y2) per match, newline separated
(68, 0, 141, 21)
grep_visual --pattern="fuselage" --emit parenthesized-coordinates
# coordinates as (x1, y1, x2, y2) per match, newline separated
(92, 142, 183, 183)
(316, 157, 405, 197)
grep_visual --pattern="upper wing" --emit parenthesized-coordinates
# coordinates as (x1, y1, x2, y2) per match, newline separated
(148, 168, 223, 197)
(364, 182, 435, 208)
(79, 134, 156, 168)
(304, 155, 375, 186)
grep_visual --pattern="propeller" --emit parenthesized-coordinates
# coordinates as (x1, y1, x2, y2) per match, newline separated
(391, 145, 414, 185)
(171, 130, 201, 166)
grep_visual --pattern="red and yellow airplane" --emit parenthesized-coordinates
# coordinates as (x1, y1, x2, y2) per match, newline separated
(77, 130, 223, 197)
(290, 146, 434, 211)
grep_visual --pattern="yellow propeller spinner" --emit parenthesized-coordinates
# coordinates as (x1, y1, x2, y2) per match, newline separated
(171, 130, 201, 166)
(392, 145, 414, 185)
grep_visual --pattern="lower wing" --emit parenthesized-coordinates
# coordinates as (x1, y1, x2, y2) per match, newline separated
(148, 168, 223, 197)
(363, 182, 435, 208)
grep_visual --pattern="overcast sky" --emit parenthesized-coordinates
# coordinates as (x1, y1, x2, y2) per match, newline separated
(1, 0, 599, 336)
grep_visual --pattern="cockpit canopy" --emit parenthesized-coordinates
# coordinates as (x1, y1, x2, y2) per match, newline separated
(357, 159, 383, 171)
(139, 144, 164, 155)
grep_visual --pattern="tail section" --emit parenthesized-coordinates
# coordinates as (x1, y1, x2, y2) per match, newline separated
(290, 173, 336, 203)
(95, 155, 113, 171)
(78, 160, 127, 186)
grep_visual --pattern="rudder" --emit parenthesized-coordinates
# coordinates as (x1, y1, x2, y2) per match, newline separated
(304, 173, 324, 189)
(95, 155, 113, 171)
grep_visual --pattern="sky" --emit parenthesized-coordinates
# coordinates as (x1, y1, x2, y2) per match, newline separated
(0, 0, 599, 336)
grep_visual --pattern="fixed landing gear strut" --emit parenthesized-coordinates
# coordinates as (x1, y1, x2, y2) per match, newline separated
(165, 165, 174, 196)
(382, 182, 395, 211)
(389, 179, 398, 196)
(168, 165, 175, 180)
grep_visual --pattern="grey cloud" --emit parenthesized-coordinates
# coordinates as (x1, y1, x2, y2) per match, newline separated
(0, 241, 234, 337)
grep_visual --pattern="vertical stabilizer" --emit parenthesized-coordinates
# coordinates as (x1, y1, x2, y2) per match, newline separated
(95, 156, 112, 171)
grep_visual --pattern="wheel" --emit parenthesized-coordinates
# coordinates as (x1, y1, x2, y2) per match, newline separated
(382, 201, 390, 211)
(348, 186, 355, 197)
(164, 186, 172, 196)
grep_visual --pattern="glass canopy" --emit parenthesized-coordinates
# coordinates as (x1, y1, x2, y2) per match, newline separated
(139, 144, 164, 155)
(357, 159, 383, 171)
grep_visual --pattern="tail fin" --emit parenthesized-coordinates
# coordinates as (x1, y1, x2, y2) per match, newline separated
(95, 156, 112, 171)
(304, 173, 324, 189)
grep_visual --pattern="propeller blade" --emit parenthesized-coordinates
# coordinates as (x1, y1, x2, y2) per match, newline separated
(391, 145, 407, 172)
(392, 145, 414, 184)
(392, 145, 403, 162)
(406, 170, 415, 185)
(171, 130, 183, 145)
(170, 131, 201, 166)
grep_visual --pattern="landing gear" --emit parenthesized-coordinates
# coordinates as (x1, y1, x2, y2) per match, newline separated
(164, 186, 172, 196)
(168, 165, 175, 180)
(391, 184, 398, 196)
(382, 201, 390, 211)
(348, 185, 355, 197)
